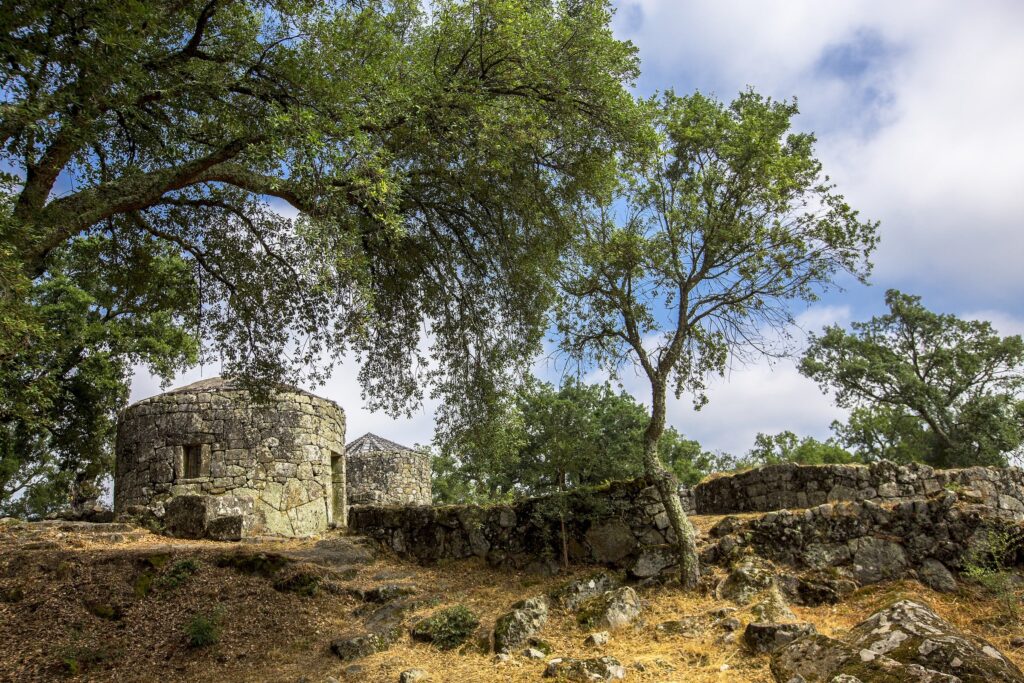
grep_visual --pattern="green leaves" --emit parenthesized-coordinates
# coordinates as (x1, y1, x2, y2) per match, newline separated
(802, 290, 1024, 467)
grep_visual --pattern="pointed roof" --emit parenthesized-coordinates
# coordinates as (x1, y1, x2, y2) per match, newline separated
(346, 432, 418, 456)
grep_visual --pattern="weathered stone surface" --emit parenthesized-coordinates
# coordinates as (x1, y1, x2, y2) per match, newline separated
(918, 558, 958, 593)
(696, 460, 1024, 519)
(718, 558, 777, 605)
(551, 573, 621, 612)
(771, 600, 1024, 683)
(743, 622, 817, 653)
(115, 377, 346, 537)
(656, 617, 704, 638)
(585, 631, 610, 646)
(750, 585, 796, 623)
(544, 656, 626, 681)
(494, 596, 549, 654)
(846, 600, 1024, 683)
(771, 632, 963, 683)
(629, 545, 676, 579)
(398, 669, 429, 682)
(346, 433, 431, 506)
(849, 537, 908, 584)
(585, 520, 637, 564)
(577, 587, 642, 631)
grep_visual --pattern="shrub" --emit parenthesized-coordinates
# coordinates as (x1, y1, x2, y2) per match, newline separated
(410, 605, 480, 650)
(184, 610, 222, 648)
(159, 559, 201, 589)
(964, 525, 1024, 624)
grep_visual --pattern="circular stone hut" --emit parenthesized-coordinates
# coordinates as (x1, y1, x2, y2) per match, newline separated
(346, 433, 432, 506)
(114, 377, 346, 537)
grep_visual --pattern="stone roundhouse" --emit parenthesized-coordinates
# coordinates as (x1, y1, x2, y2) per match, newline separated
(114, 377, 347, 537)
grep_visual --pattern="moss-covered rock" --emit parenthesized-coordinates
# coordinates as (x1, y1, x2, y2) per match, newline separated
(411, 605, 480, 650)
(576, 587, 641, 631)
(494, 596, 549, 654)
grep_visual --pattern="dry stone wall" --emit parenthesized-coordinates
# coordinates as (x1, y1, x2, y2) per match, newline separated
(349, 479, 687, 577)
(114, 378, 346, 537)
(351, 462, 1024, 584)
(693, 460, 1024, 519)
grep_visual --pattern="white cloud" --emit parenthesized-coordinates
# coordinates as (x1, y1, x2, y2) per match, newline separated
(615, 0, 1024, 301)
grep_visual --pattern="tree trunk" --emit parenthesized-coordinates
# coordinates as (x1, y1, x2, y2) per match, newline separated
(643, 384, 700, 588)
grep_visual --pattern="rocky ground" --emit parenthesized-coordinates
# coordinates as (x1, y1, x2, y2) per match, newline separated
(1, 516, 1023, 683)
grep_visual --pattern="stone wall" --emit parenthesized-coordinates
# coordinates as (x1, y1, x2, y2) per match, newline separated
(347, 448, 432, 506)
(701, 492, 1024, 585)
(348, 479, 683, 578)
(114, 378, 346, 537)
(692, 460, 1024, 519)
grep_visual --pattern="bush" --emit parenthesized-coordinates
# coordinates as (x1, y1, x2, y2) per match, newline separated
(410, 605, 480, 650)
(184, 611, 222, 648)
(159, 559, 201, 589)
(964, 526, 1024, 624)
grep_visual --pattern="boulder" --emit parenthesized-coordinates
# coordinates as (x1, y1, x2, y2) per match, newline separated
(718, 558, 777, 605)
(750, 585, 796, 623)
(848, 537, 908, 584)
(846, 600, 1024, 683)
(577, 587, 642, 631)
(584, 631, 610, 646)
(551, 572, 621, 612)
(771, 600, 1024, 683)
(918, 559, 958, 593)
(494, 596, 549, 654)
(543, 656, 627, 681)
(771, 632, 962, 683)
(629, 545, 676, 579)
(585, 521, 637, 565)
(743, 622, 817, 654)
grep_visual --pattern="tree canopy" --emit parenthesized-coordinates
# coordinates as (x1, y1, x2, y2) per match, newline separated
(0, 0, 643, 513)
(555, 90, 878, 586)
(801, 290, 1024, 467)
(431, 377, 719, 504)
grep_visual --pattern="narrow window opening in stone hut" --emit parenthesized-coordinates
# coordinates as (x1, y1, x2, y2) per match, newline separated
(183, 445, 203, 479)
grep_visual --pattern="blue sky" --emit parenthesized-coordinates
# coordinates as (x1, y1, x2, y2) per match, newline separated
(133, 0, 1024, 456)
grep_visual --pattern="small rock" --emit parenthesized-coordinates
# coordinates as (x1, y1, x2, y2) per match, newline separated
(715, 617, 741, 632)
(550, 572, 621, 612)
(576, 587, 642, 630)
(342, 664, 365, 679)
(544, 656, 626, 681)
(656, 617, 704, 637)
(1011, 637, 1024, 649)
(398, 669, 428, 683)
(918, 558, 958, 593)
(750, 585, 796, 623)
(718, 558, 776, 605)
(584, 631, 610, 646)
(523, 647, 545, 659)
(494, 596, 549, 654)
(493, 653, 512, 663)
(743, 621, 817, 653)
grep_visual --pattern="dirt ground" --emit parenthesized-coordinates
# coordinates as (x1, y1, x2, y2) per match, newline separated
(1, 519, 1021, 683)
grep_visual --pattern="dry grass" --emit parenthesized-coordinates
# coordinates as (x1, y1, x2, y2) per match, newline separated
(1, 522, 1021, 683)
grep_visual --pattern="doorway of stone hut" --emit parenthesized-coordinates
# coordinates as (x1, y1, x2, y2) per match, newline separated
(330, 452, 345, 526)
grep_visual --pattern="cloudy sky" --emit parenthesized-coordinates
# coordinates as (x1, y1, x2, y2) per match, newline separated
(133, 0, 1024, 457)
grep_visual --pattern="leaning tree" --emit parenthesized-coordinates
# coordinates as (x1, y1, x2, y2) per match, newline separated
(556, 90, 878, 587)
(0, 0, 643, 512)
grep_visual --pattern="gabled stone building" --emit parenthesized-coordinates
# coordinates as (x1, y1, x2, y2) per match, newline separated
(346, 432, 432, 506)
